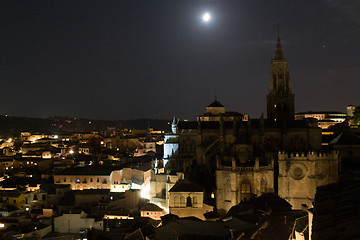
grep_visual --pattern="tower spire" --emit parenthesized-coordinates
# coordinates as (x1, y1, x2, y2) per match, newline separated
(274, 26, 285, 60)
(267, 29, 295, 121)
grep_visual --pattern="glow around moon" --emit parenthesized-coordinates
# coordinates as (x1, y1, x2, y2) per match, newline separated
(202, 12, 211, 22)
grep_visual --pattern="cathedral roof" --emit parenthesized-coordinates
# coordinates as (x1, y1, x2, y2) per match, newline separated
(201, 112, 242, 117)
(207, 96, 224, 108)
(177, 119, 316, 130)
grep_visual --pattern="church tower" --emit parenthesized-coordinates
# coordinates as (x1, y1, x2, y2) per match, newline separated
(267, 32, 295, 121)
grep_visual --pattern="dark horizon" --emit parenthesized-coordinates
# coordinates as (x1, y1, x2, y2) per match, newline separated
(0, 0, 359, 120)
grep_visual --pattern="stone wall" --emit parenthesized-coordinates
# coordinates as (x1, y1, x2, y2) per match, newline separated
(278, 151, 339, 209)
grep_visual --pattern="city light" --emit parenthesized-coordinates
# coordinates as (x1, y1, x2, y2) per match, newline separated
(141, 182, 150, 199)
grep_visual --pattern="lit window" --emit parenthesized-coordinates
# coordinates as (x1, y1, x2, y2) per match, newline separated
(241, 183, 251, 193)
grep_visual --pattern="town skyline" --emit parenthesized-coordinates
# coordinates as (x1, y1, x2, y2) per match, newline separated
(0, 0, 359, 120)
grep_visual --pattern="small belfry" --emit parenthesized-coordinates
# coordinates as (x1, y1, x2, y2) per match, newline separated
(267, 31, 295, 121)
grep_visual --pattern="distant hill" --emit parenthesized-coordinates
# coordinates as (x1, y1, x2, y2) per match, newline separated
(0, 115, 170, 138)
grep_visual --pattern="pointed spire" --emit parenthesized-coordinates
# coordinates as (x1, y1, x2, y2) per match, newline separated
(171, 117, 178, 134)
(274, 27, 285, 60)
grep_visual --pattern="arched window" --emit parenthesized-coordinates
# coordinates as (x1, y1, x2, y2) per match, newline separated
(180, 196, 185, 207)
(224, 179, 232, 201)
(241, 180, 251, 194)
(239, 148, 248, 164)
(260, 177, 267, 193)
(193, 196, 198, 207)
(174, 196, 179, 207)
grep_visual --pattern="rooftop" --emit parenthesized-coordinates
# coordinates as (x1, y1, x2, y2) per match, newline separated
(169, 179, 203, 193)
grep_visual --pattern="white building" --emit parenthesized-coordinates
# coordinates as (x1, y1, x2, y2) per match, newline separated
(54, 211, 103, 233)
(159, 117, 179, 172)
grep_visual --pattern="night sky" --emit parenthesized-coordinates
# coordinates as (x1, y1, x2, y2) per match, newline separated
(0, 0, 359, 120)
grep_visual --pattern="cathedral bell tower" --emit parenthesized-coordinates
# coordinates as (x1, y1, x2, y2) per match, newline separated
(267, 32, 295, 122)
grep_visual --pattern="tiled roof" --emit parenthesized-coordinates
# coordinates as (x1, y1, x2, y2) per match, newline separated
(55, 167, 112, 176)
(169, 179, 203, 193)
(312, 181, 360, 240)
(0, 190, 23, 197)
(74, 189, 110, 195)
(0, 176, 41, 188)
(141, 203, 163, 212)
(329, 129, 360, 145)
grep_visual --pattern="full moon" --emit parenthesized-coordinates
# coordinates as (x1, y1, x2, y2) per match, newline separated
(202, 12, 211, 22)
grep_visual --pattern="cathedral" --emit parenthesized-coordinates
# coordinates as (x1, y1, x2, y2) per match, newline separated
(157, 33, 338, 215)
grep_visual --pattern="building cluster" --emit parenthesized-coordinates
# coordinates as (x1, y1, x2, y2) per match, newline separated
(0, 34, 359, 240)
(0, 128, 166, 239)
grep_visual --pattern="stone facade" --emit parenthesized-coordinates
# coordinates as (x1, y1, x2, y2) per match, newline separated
(278, 151, 338, 209)
(216, 157, 274, 214)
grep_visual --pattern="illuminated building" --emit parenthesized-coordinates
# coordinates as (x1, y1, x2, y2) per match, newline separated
(168, 179, 213, 220)
(54, 211, 103, 233)
(346, 105, 356, 118)
(159, 117, 179, 172)
(54, 169, 112, 190)
(0, 190, 26, 210)
(54, 164, 151, 196)
(163, 33, 338, 214)
(140, 203, 163, 220)
(295, 111, 346, 129)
